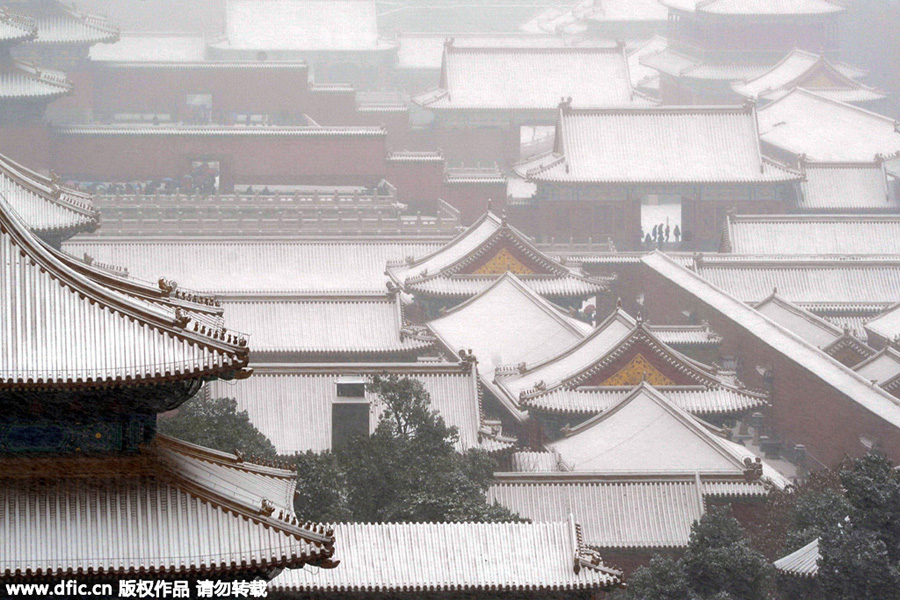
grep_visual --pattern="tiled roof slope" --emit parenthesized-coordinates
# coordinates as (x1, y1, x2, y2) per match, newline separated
(723, 214, 900, 255)
(0, 8, 37, 44)
(0, 60, 72, 100)
(414, 45, 637, 111)
(660, 0, 843, 15)
(0, 191, 248, 390)
(523, 104, 799, 183)
(797, 162, 896, 212)
(774, 538, 819, 577)
(0, 435, 335, 578)
(270, 518, 619, 592)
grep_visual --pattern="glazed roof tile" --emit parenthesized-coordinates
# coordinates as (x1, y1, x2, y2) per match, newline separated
(798, 162, 896, 212)
(0, 9, 36, 44)
(755, 294, 844, 348)
(27, 3, 118, 45)
(865, 303, 900, 344)
(774, 538, 819, 577)
(627, 35, 666, 92)
(205, 363, 510, 454)
(413, 45, 636, 110)
(0, 60, 71, 100)
(89, 33, 208, 63)
(0, 435, 333, 578)
(396, 32, 582, 71)
(724, 214, 900, 255)
(661, 0, 843, 15)
(853, 347, 900, 386)
(270, 518, 619, 592)
(640, 48, 772, 81)
(527, 105, 799, 183)
(758, 88, 900, 162)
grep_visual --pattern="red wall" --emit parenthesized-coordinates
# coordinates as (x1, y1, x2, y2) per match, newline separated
(0, 122, 51, 170)
(443, 180, 507, 225)
(385, 158, 446, 215)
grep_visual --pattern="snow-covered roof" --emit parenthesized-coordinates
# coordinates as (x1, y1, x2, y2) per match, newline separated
(61, 239, 440, 295)
(732, 49, 885, 103)
(523, 105, 799, 184)
(723, 214, 900, 255)
(89, 33, 208, 63)
(205, 363, 512, 454)
(640, 47, 773, 81)
(865, 304, 900, 346)
(642, 252, 900, 430)
(219, 295, 430, 356)
(28, 2, 119, 45)
(0, 60, 72, 100)
(758, 88, 900, 162)
(693, 255, 900, 313)
(270, 518, 620, 592)
(853, 347, 900, 387)
(797, 162, 896, 212)
(396, 32, 577, 71)
(774, 538, 820, 577)
(755, 294, 843, 348)
(413, 44, 636, 111)
(0, 8, 37, 44)
(627, 35, 666, 92)
(660, 0, 843, 16)
(214, 0, 394, 52)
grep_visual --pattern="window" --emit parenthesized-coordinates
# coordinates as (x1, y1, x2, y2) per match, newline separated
(332, 376, 369, 447)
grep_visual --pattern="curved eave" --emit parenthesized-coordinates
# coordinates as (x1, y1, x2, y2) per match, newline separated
(407, 275, 608, 299)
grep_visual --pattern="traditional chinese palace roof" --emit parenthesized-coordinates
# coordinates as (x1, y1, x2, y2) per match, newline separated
(796, 161, 897, 212)
(853, 348, 900, 395)
(269, 517, 620, 593)
(0, 58, 71, 101)
(659, 0, 843, 16)
(0, 151, 97, 242)
(0, 191, 249, 391)
(692, 254, 900, 314)
(732, 50, 885, 104)
(493, 308, 766, 417)
(211, 0, 395, 53)
(413, 44, 639, 111)
(519, 104, 800, 184)
(722, 214, 900, 256)
(0, 8, 37, 45)
(0, 435, 336, 579)
(642, 252, 900, 430)
(755, 294, 873, 366)
(205, 362, 515, 454)
(61, 238, 442, 295)
(864, 303, 900, 348)
(388, 211, 609, 301)
(758, 88, 900, 162)
(490, 385, 784, 550)
(639, 47, 774, 83)
(627, 35, 667, 94)
(218, 294, 432, 359)
(14, 0, 118, 46)
(774, 538, 820, 578)
(396, 32, 580, 71)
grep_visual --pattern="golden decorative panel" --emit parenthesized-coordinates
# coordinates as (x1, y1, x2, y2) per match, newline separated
(599, 353, 675, 386)
(473, 248, 535, 275)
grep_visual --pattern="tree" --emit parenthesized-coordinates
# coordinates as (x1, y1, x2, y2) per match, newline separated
(818, 522, 900, 600)
(293, 374, 520, 523)
(293, 450, 352, 523)
(618, 556, 690, 600)
(157, 395, 277, 459)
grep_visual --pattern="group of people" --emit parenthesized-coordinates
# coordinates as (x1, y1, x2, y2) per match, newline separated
(76, 163, 221, 197)
(642, 222, 681, 247)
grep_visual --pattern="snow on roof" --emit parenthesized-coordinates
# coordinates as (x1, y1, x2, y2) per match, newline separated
(527, 105, 799, 184)
(642, 252, 900, 430)
(732, 49, 885, 103)
(755, 294, 843, 349)
(205, 363, 502, 454)
(724, 214, 900, 255)
(0, 9, 36, 44)
(627, 35, 666, 91)
(865, 304, 900, 344)
(798, 162, 896, 212)
(61, 239, 440, 295)
(396, 32, 578, 71)
(693, 255, 900, 313)
(428, 274, 589, 379)
(89, 33, 208, 63)
(0, 60, 72, 100)
(414, 45, 636, 111)
(661, 0, 843, 15)
(218, 295, 429, 356)
(29, 3, 119, 45)
(758, 88, 900, 162)
(270, 519, 620, 592)
(640, 48, 772, 81)
(216, 0, 393, 52)
(546, 384, 765, 475)
(582, 0, 669, 21)
(853, 347, 900, 386)
(774, 538, 820, 577)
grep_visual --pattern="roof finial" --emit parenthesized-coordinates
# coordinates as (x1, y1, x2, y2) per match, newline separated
(773, 285, 778, 295)
(636, 311, 643, 325)
(444, 37, 455, 48)
(558, 97, 572, 112)
(616, 297, 622, 309)
(487, 198, 493, 213)
(501, 206, 507, 225)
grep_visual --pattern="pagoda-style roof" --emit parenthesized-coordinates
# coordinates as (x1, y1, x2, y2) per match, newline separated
(853, 347, 900, 396)
(732, 49, 886, 104)
(19, 0, 119, 46)
(211, 0, 396, 53)
(519, 104, 800, 184)
(0, 58, 71, 101)
(755, 293, 874, 366)
(62, 238, 442, 295)
(388, 212, 609, 301)
(270, 517, 619, 593)
(692, 254, 900, 314)
(494, 309, 766, 416)
(0, 152, 96, 242)
(491, 388, 785, 550)
(0, 434, 335, 579)
(218, 294, 433, 359)
(413, 43, 639, 111)
(660, 0, 843, 16)
(0, 189, 249, 391)
(205, 362, 515, 455)
(758, 88, 900, 162)
(797, 161, 897, 212)
(0, 8, 37, 45)
(774, 538, 820, 578)
(723, 214, 900, 256)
